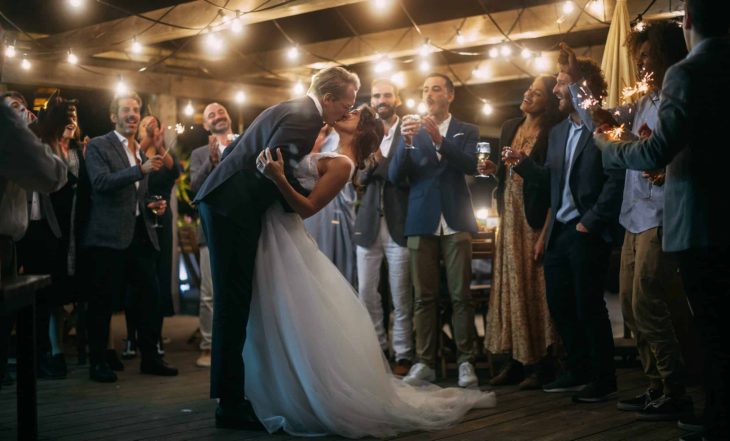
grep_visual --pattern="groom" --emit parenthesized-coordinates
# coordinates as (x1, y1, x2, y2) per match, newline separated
(194, 67, 360, 429)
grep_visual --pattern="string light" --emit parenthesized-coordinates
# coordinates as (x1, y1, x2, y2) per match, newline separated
(634, 18, 646, 32)
(374, 55, 393, 73)
(500, 44, 512, 57)
(115, 78, 128, 95)
(390, 72, 406, 88)
(416, 102, 427, 114)
(589, 0, 604, 16)
(534, 53, 549, 71)
(373, 0, 390, 11)
(131, 38, 143, 54)
(67, 50, 78, 65)
(488, 47, 499, 58)
(455, 31, 465, 45)
(184, 101, 194, 116)
(418, 41, 432, 58)
(472, 66, 489, 79)
(4, 44, 16, 58)
(419, 60, 430, 73)
(521, 48, 533, 59)
(20, 57, 31, 71)
(482, 102, 494, 115)
(230, 12, 244, 34)
(562, 1, 575, 14)
(205, 30, 224, 53)
(292, 81, 305, 95)
(405, 98, 416, 109)
(234, 90, 246, 104)
(67, 0, 83, 9)
(287, 45, 300, 61)
(175, 123, 185, 134)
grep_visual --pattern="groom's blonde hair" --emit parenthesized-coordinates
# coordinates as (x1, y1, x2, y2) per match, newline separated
(308, 67, 360, 100)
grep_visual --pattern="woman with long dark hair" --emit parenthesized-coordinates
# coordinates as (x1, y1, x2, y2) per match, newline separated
(479, 75, 565, 389)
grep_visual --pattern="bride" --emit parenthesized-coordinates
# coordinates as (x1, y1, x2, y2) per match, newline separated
(248, 104, 496, 438)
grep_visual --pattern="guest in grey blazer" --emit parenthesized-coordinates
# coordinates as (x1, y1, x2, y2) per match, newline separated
(596, 1, 730, 436)
(82, 91, 177, 383)
(354, 78, 412, 375)
(189, 102, 237, 368)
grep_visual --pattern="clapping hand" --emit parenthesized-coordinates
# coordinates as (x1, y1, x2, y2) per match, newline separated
(141, 155, 163, 174)
(422, 116, 443, 146)
(208, 136, 221, 165)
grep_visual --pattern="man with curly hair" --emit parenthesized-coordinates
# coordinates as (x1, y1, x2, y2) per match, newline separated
(509, 57, 625, 403)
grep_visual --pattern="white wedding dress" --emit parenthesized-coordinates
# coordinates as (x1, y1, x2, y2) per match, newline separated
(243, 152, 496, 438)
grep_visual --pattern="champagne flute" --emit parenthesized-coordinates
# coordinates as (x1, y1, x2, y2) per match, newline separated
(146, 194, 164, 228)
(476, 142, 491, 178)
(402, 114, 422, 149)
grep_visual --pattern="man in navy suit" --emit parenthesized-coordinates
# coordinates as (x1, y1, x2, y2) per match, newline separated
(596, 0, 730, 436)
(388, 73, 479, 389)
(512, 60, 625, 403)
(83, 92, 178, 382)
(193, 67, 360, 430)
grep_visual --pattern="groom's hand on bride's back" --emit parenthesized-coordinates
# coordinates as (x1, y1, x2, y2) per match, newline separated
(261, 147, 285, 182)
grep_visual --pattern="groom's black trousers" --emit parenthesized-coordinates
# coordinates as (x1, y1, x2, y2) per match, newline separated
(198, 171, 274, 400)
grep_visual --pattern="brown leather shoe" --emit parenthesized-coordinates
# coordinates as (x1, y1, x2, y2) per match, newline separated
(489, 360, 524, 386)
(392, 359, 412, 376)
(518, 372, 542, 390)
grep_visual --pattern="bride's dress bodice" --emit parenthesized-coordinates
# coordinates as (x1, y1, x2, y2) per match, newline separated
(292, 152, 355, 191)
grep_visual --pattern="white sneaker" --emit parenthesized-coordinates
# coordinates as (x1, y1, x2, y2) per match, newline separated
(458, 362, 478, 388)
(403, 362, 436, 385)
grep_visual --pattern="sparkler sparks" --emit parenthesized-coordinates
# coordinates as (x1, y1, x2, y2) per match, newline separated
(605, 124, 626, 141)
(621, 72, 654, 104)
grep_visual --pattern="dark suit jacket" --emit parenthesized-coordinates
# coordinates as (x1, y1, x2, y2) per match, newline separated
(81, 131, 159, 251)
(25, 192, 61, 238)
(514, 118, 625, 249)
(495, 117, 550, 230)
(388, 116, 479, 236)
(354, 120, 409, 247)
(598, 37, 730, 252)
(193, 97, 322, 221)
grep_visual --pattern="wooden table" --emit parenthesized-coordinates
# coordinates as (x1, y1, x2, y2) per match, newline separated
(1, 274, 51, 441)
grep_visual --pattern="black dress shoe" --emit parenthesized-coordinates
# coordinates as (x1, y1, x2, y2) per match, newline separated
(140, 357, 178, 376)
(38, 353, 66, 380)
(105, 349, 125, 371)
(617, 388, 661, 411)
(89, 362, 118, 383)
(215, 400, 266, 431)
(572, 380, 617, 403)
(637, 394, 693, 421)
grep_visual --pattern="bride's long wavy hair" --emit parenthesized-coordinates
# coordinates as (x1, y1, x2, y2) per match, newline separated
(352, 105, 384, 169)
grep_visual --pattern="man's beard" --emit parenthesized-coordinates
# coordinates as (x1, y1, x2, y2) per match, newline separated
(376, 104, 395, 120)
(210, 119, 230, 134)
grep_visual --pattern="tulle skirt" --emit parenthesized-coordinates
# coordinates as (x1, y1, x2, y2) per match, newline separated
(243, 204, 496, 438)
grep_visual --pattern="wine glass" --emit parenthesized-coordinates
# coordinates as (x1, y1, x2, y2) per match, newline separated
(476, 142, 491, 178)
(401, 114, 422, 149)
(146, 194, 164, 228)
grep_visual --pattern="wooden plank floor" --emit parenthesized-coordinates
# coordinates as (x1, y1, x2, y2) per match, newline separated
(0, 316, 699, 440)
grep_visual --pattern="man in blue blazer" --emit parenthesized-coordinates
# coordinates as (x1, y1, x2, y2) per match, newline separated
(512, 60, 625, 403)
(389, 73, 479, 389)
(596, 1, 730, 436)
(193, 67, 360, 430)
(82, 92, 178, 382)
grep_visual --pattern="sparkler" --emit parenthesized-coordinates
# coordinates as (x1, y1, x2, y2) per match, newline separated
(605, 124, 626, 141)
(621, 72, 654, 104)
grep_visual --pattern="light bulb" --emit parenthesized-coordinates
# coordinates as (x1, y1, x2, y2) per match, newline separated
(418, 43, 431, 58)
(115, 80, 128, 95)
(374, 57, 392, 74)
(21, 58, 31, 70)
(535, 54, 549, 71)
(287, 46, 300, 60)
(131, 39, 142, 54)
(234, 90, 246, 104)
(500, 44, 512, 57)
(67, 51, 78, 64)
(472, 67, 489, 79)
(589, 0, 604, 16)
(419, 60, 430, 73)
(456, 32, 465, 45)
(293, 81, 305, 95)
(184, 101, 194, 116)
(416, 102, 427, 114)
(562, 1, 575, 14)
(5, 45, 16, 58)
(405, 98, 415, 109)
(230, 17, 243, 34)
(373, 0, 388, 11)
(205, 32, 224, 53)
(634, 20, 646, 32)
(482, 102, 494, 115)
(521, 48, 532, 59)
(68, 0, 83, 9)
(488, 47, 499, 58)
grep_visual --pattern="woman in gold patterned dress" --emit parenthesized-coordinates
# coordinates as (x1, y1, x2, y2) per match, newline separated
(479, 75, 565, 389)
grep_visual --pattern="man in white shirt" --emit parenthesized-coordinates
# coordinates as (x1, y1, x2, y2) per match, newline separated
(82, 91, 177, 382)
(354, 79, 412, 375)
